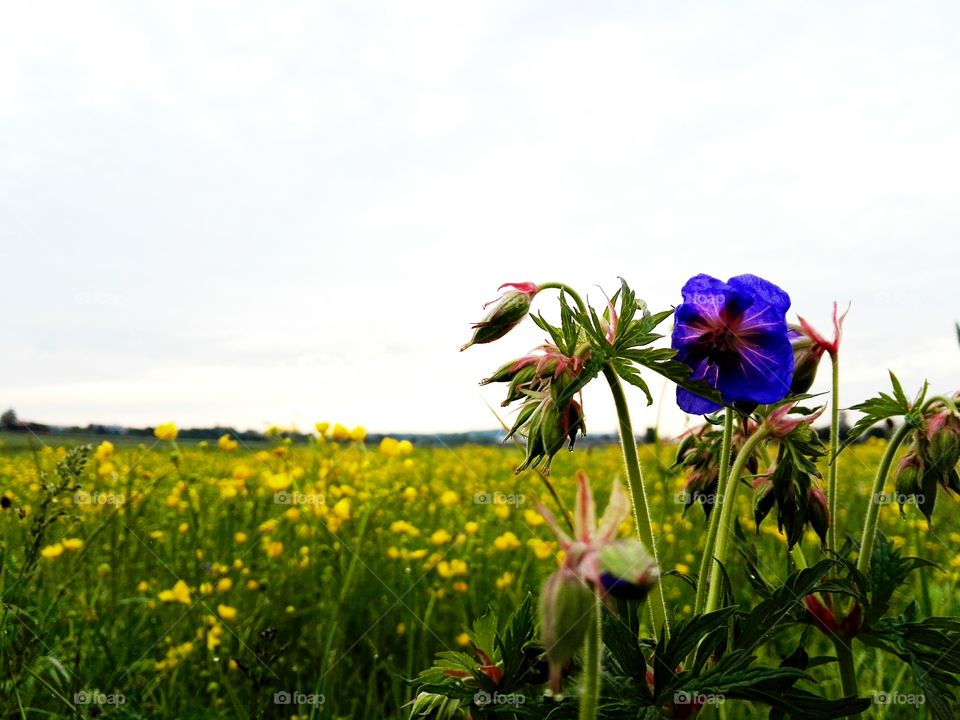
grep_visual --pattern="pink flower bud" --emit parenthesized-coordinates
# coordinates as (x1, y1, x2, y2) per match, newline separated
(461, 283, 538, 351)
(766, 403, 825, 438)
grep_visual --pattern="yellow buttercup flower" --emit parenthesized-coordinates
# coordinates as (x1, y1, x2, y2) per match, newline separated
(493, 532, 521, 551)
(439, 491, 459, 507)
(154, 422, 178, 441)
(350, 426, 367, 442)
(430, 529, 452, 545)
(495, 572, 514, 589)
(218, 434, 238, 451)
(158, 580, 192, 605)
(93, 441, 114, 462)
(263, 472, 292, 492)
(217, 604, 237, 621)
(62, 538, 84, 551)
(333, 498, 351, 520)
(41, 543, 64, 560)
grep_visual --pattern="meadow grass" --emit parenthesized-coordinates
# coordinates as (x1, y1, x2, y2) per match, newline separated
(0, 435, 952, 718)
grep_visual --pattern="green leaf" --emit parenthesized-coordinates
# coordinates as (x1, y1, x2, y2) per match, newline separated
(867, 533, 940, 624)
(859, 614, 960, 720)
(841, 371, 919, 451)
(613, 360, 654, 405)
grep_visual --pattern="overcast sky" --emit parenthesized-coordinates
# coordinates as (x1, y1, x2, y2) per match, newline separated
(1, 1, 957, 437)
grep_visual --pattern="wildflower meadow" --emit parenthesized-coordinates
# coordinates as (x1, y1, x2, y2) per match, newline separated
(2, 277, 958, 720)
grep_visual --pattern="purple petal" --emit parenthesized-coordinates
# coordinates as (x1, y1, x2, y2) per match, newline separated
(715, 330, 795, 404)
(675, 359, 723, 414)
(677, 387, 723, 415)
(727, 275, 791, 316)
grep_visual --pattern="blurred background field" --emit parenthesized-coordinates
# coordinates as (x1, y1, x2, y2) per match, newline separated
(0, 433, 952, 719)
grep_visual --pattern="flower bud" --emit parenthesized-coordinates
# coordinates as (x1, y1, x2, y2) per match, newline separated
(919, 465, 940, 523)
(597, 540, 660, 601)
(540, 567, 595, 694)
(461, 283, 538, 351)
(766, 403, 825, 439)
(927, 416, 960, 472)
(516, 398, 585, 475)
(894, 453, 923, 518)
(752, 475, 775, 532)
(803, 593, 838, 634)
(806, 486, 830, 550)
(480, 358, 530, 386)
(788, 327, 825, 395)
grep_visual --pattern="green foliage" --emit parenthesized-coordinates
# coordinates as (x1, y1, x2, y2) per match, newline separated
(842, 371, 928, 450)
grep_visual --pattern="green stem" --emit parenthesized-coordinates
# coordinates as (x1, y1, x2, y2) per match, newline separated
(705, 425, 772, 613)
(827, 352, 840, 555)
(694, 408, 734, 616)
(602, 364, 670, 640)
(833, 636, 859, 707)
(856, 424, 912, 575)
(579, 595, 602, 720)
(537, 281, 589, 316)
(790, 543, 808, 570)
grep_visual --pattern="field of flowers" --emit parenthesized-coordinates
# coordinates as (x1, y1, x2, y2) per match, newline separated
(0, 426, 951, 719)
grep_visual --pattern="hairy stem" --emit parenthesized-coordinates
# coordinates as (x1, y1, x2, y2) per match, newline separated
(827, 352, 840, 555)
(694, 408, 734, 615)
(579, 595, 602, 720)
(602, 364, 670, 639)
(537, 281, 589, 316)
(833, 636, 860, 710)
(856, 423, 912, 575)
(705, 425, 771, 613)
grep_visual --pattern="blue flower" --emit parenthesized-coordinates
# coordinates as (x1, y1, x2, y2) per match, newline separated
(671, 274, 794, 415)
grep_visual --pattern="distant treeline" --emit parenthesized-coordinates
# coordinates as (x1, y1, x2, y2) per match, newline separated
(0, 408, 893, 446)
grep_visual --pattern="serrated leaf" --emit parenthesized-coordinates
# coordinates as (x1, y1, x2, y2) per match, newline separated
(867, 533, 940, 624)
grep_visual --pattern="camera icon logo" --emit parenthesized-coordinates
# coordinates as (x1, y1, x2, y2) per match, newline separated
(274, 691, 292, 704)
(274, 492, 291, 505)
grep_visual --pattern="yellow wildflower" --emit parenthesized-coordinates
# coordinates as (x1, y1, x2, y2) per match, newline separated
(493, 532, 521, 551)
(41, 543, 64, 560)
(154, 422, 178, 441)
(430, 529, 452, 545)
(158, 580, 192, 605)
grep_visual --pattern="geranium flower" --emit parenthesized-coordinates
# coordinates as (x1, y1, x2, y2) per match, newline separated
(671, 274, 794, 414)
